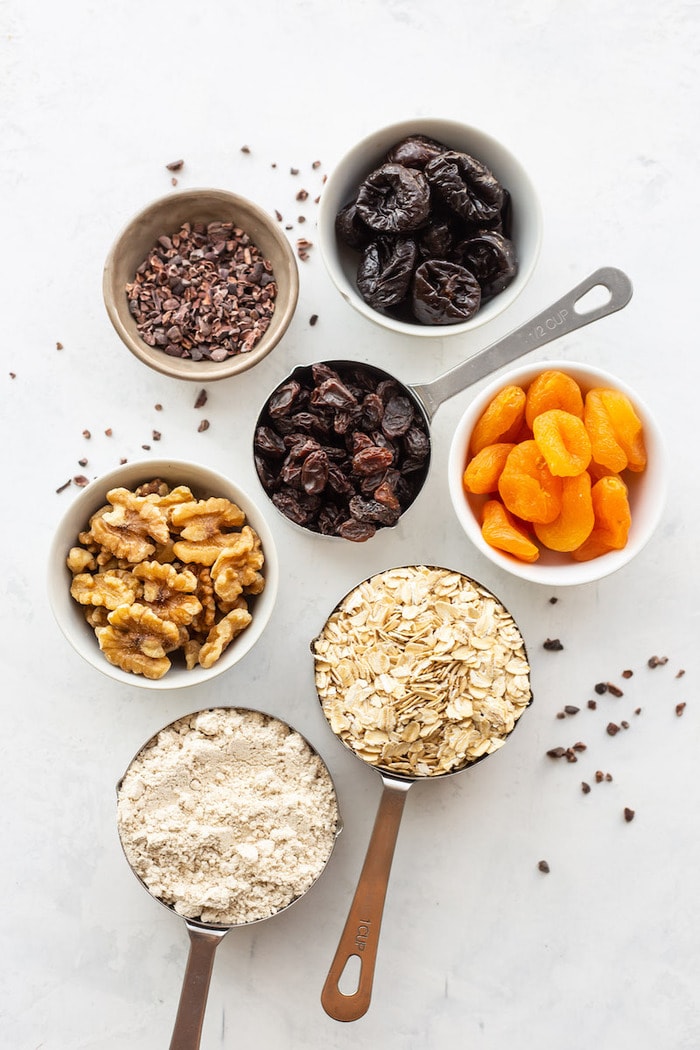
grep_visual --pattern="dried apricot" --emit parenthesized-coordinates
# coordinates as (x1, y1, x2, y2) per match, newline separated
(584, 389, 628, 472)
(600, 389, 646, 472)
(525, 369, 584, 427)
(533, 409, 592, 477)
(481, 499, 539, 563)
(572, 476, 631, 561)
(534, 471, 594, 552)
(470, 385, 526, 455)
(463, 442, 515, 494)
(498, 440, 563, 524)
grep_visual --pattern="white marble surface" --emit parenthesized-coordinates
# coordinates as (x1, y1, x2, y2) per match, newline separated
(2, 2, 699, 1047)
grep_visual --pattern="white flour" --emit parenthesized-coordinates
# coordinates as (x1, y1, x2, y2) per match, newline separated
(117, 707, 339, 925)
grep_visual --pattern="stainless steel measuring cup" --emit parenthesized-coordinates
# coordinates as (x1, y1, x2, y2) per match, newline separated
(116, 706, 342, 1050)
(254, 267, 633, 536)
(312, 567, 531, 1021)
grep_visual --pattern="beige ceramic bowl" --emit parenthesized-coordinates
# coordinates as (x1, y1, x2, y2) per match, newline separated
(103, 188, 299, 381)
(448, 360, 666, 586)
(318, 117, 542, 338)
(48, 459, 279, 689)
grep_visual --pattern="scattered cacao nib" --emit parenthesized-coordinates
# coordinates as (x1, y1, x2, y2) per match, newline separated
(556, 712, 566, 720)
(594, 771, 613, 783)
(296, 189, 309, 202)
(120, 457, 128, 464)
(56, 479, 71, 493)
(546, 747, 567, 758)
(581, 782, 591, 794)
(623, 807, 635, 823)
(152, 430, 161, 441)
(634, 707, 642, 715)
(543, 638, 564, 651)
(197, 419, 210, 433)
(155, 403, 163, 411)
(309, 314, 319, 326)
(290, 167, 299, 175)
(548, 596, 558, 604)
(56, 341, 63, 350)
(676, 669, 686, 678)
(104, 428, 113, 437)
(312, 160, 322, 170)
(275, 209, 283, 222)
(606, 722, 620, 736)
(587, 699, 597, 710)
(78, 457, 88, 467)
(298, 215, 306, 223)
(166, 159, 184, 171)
(621, 720, 629, 730)
(9, 371, 16, 378)
(565, 749, 578, 763)
(240, 145, 251, 154)
(622, 669, 633, 679)
(607, 683, 623, 697)
(194, 389, 208, 409)
(675, 702, 687, 717)
(648, 655, 668, 668)
(564, 705, 580, 715)
(142, 444, 151, 450)
(538, 860, 550, 873)
(73, 475, 89, 487)
(594, 682, 608, 695)
(82, 429, 91, 439)
(171, 177, 178, 187)
(572, 742, 587, 752)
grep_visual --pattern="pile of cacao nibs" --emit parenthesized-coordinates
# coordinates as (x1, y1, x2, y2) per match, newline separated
(254, 361, 430, 540)
(336, 133, 517, 326)
(126, 220, 277, 361)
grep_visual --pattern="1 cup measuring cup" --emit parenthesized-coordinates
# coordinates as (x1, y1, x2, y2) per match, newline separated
(253, 267, 633, 540)
(311, 565, 532, 1020)
(116, 707, 341, 1049)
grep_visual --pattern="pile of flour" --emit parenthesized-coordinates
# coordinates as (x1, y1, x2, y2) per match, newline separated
(117, 707, 338, 925)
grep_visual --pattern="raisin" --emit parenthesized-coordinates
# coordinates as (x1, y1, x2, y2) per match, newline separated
(381, 395, 415, 437)
(533, 409, 592, 477)
(301, 449, 330, 495)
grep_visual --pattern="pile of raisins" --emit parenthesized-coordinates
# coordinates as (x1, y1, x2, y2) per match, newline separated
(254, 362, 430, 541)
(335, 134, 517, 326)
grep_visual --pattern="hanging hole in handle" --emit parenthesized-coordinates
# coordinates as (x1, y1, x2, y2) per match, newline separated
(573, 283, 612, 315)
(337, 954, 362, 996)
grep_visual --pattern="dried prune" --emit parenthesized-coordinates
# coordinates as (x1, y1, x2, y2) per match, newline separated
(357, 236, 418, 311)
(453, 231, 517, 300)
(412, 260, 481, 325)
(417, 219, 457, 260)
(355, 164, 431, 233)
(385, 134, 447, 169)
(425, 150, 504, 225)
(335, 201, 372, 250)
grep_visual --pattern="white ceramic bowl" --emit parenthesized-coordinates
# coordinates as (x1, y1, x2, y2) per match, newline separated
(103, 188, 299, 382)
(318, 117, 542, 338)
(448, 361, 666, 585)
(48, 459, 279, 689)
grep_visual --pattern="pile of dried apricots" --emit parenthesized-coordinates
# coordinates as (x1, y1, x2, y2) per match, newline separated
(462, 369, 647, 563)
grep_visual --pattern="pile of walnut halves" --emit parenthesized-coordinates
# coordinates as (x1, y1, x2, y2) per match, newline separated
(66, 479, 265, 679)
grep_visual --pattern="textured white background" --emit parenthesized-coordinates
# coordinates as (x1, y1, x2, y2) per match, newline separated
(1, 1, 699, 1047)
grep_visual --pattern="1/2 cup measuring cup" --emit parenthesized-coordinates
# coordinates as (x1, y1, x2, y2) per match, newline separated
(254, 267, 633, 539)
(116, 706, 341, 1049)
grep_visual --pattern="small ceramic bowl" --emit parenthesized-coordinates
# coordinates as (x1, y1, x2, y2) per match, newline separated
(103, 188, 299, 382)
(48, 459, 279, 689)
(318, 117, 542, 338)
(448, 360, 666, 585)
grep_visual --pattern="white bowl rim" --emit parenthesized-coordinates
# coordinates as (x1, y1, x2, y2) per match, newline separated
(48, 458, 279, 689)
(447, 359, 667, 585)
(318, 116, 543, 338)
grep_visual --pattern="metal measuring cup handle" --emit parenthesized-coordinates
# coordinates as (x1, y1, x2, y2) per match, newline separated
(169, 922, 229, 1050)
(321, 774, 412, 1022)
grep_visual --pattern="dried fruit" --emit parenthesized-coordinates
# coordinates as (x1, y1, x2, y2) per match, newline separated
(524, 369, 584, 427)
(534, 471, 594, 552)
(481, 500, 539, 563)
(572, 475, 631, 561)
(498, 441, 563, 524)
(462, 442, 515, 494)
(470, 385, 526, 455)
(533, 409, 592, 477)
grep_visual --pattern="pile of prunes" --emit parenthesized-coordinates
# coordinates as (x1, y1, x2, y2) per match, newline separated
(335, 134, 517, 326)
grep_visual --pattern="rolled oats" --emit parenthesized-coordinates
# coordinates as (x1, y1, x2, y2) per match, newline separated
(313, 566, 531, 776)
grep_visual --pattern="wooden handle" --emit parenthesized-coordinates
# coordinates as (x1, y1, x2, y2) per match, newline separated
(321, 779, 410, 1022)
